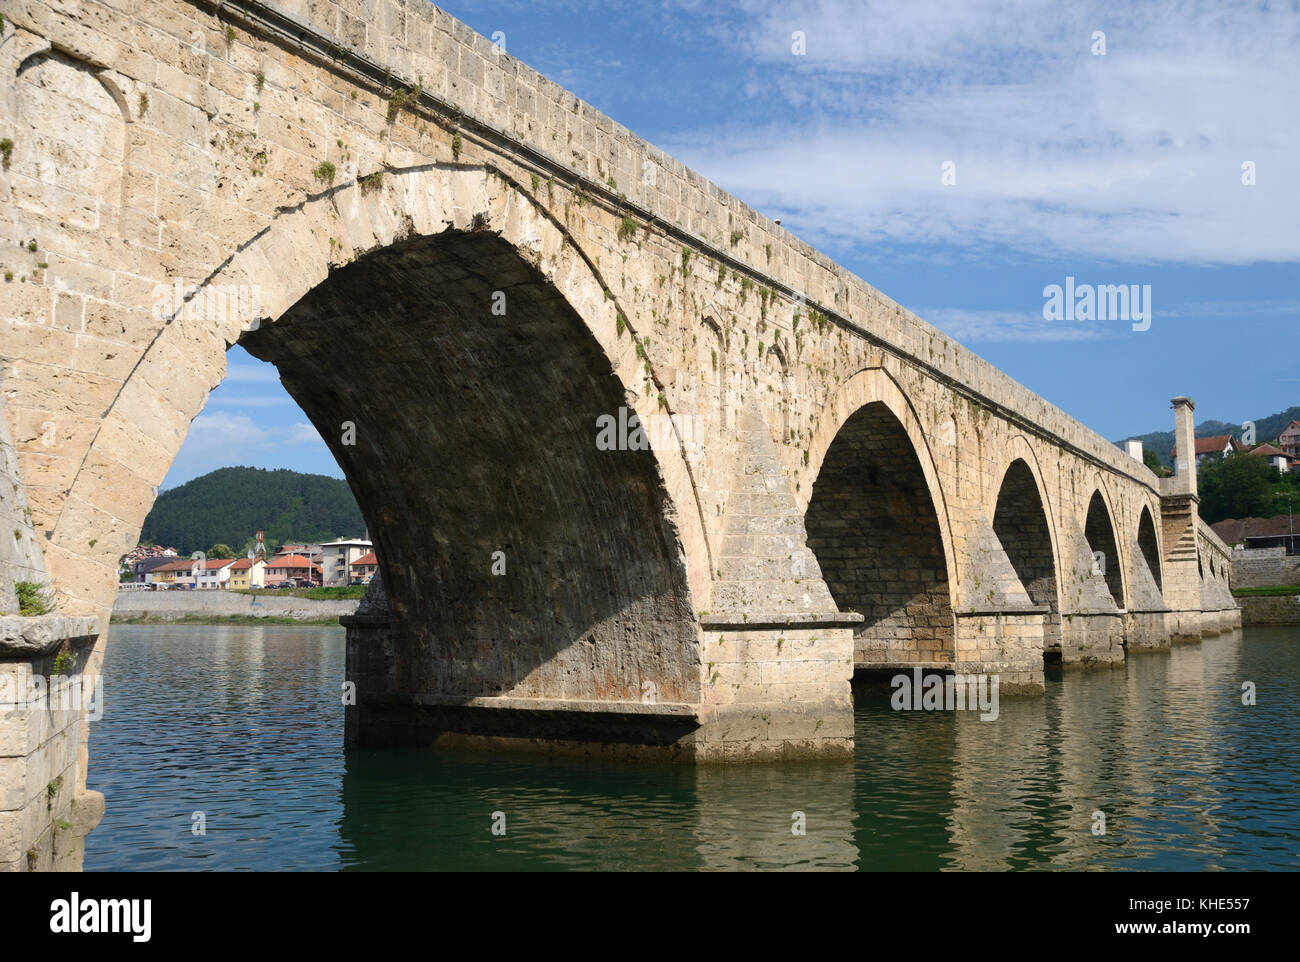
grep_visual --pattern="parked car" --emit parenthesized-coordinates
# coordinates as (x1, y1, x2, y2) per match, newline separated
(347, 579, 365, 587)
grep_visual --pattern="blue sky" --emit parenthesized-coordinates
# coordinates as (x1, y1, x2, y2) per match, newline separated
(168, 0, 1300, 488)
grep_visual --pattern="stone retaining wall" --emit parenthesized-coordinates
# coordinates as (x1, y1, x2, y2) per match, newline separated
(111, 590, 358, 621)
(1231, 547, 1300, 589)
(1238, 594, 1300, 627)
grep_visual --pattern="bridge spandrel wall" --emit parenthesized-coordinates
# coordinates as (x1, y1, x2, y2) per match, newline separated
(0, 0, 1174, 625)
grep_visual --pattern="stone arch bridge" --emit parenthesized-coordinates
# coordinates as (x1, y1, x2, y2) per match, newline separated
(0, 0, 1238, 867)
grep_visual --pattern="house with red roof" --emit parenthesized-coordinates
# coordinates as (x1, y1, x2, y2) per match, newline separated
(265, 554, 322, 586)
(148, 557, 235, 588)
(1171, 435, 1245, 473)
(226, 557, 268, 590)
(1279, 420, 1300, 460)
(1246, 443, 1297, 473)
(351, 551, 379, 583)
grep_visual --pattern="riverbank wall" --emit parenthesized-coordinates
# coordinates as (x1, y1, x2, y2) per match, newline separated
(1231, 547, 1300, 589)
(1237, 594, 1300, 627)
(111, 591, 359, 623)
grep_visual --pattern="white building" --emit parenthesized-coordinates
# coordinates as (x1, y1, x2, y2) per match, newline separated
(195, 558, 238, 589)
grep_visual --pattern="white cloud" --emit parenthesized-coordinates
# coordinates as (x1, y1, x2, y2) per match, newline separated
(207, 394, 297, 410)
(223, 363, 280, 383)
(919, 307, 1109, 343)
(283, 422, 323, 446)
(663, 0, 1300, 265)
(164, 412, 329, 485)
(185, 412, 268, 449)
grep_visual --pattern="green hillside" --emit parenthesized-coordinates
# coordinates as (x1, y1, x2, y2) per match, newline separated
(138, 467, 365, 555)
(1116, 405, 1300, 468)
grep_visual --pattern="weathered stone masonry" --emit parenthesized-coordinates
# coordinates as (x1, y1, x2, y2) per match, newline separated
(0, 0, 1238, 868)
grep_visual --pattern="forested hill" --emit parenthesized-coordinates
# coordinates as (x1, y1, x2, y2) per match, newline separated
(139, 467, 364, 555)
(1116, 405, 1300, 468)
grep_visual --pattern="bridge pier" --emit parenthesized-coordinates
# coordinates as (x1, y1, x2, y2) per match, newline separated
(951, 609, 1047, 693)
(1058, 610, 1126, 667)
(1124, 610, 1173, 650)
(343, 576, 861, 761)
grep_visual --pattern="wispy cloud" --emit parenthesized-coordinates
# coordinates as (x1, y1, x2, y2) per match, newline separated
(223, 364, 280, 384)
(207, 394, 297, 410)
(920, 307, 1110, 343)
(659, 0, 1300, 265)
(164, 412, 330, 486)
(283, 422, 322, 446)
(1159, 298, 1300, 320)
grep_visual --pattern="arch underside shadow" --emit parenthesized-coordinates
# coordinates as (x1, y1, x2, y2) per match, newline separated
(241, 229, 701, 708)
(1138, 506, 1163, 593)
(993, 459, 1061, 654)
(805, 401, 955, 669)
(1084, 490, 1125, 607)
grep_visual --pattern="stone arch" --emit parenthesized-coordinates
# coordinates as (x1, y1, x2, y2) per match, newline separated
(991, 454, 1061, 643)
(1083, 485, 1126, 607)
(1137, 504, 1163, 593)
(803, 369, 957, 668)
(45, 167, 713, 702)
(802, 367, 957, 589)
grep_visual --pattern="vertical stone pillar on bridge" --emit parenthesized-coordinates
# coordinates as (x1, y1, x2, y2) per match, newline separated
(0, 409, 103, 871)
(951, 513, 1050, 694)
(696, 406, 861, 759)
(1161, 397, 1207, 643)
(1056, 517, 1127, 668)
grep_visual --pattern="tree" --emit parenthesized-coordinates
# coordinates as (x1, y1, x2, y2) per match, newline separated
(1142, 449, 1170, 477)
(1198, 453, 1275, 523)
(208, 543, 234, 559)
(139, 467, 364, 554)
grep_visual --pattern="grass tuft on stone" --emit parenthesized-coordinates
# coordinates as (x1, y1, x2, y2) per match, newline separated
(16, 581, 53, 616)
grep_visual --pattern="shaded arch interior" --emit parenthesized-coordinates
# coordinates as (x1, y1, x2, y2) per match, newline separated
(1084, 490, 1125, 606)
(993, 459, 1060, 646)
(1137, 506, 1163, 593)
(804, 401, 954, 666)
(240, 229, 700, 703)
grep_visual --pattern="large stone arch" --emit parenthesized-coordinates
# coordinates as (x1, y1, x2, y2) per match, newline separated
(45, 165, 714, 615)
(802, 368, 958, 668)
(41, 165, 723, 751)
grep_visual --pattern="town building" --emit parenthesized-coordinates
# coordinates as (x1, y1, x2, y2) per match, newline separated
(226, 558, 267, 590)
(1245, 443, 1296, 473)
(351, 551, 379, 583)
(274, 544, 321, 563)
(1279, 420, 1300, 459)
(194, 558, 238, 589)
(319, 538, 374, 586)
(1211, 515, 1299, 554)
(132, 555, 179, 584)
(265, 554, 322, 585)
(1171, 435, 1245, 472)
(150, 558, 199, 588)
